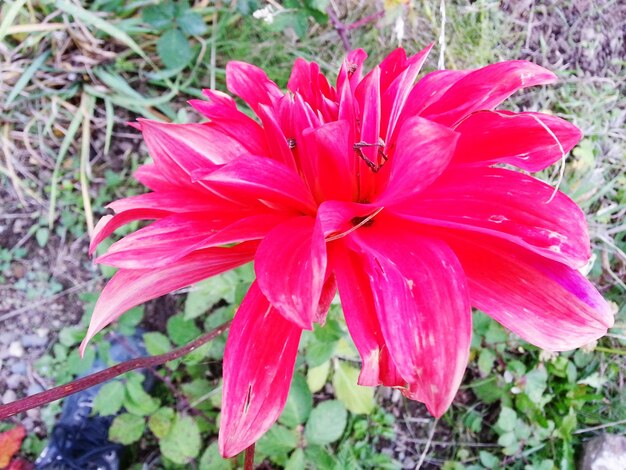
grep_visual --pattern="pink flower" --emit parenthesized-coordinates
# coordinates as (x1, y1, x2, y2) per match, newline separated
(83, 45, 613, 457)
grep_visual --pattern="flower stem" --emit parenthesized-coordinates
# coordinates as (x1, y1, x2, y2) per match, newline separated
(0, 320, 232, 420)
(244, 443, 255, 470)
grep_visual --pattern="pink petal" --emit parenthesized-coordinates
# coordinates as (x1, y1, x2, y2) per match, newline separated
(354, 66, 382, 198)
(79, 242, 258, 355)
(331, 242, 404, 387)
(89, 209, 167, 255)
(336, 48, 368, 93)
(376, 116, 458, 205)
(299, 120, 356, 202)
(90, 189, 242, 255)
(139, 119, 247, 185)
(397, 166, 591, 268)
(314, 273, 337, 325)
(349, 218, 472, 417)
(255, 216, 327, 330)
(225, 61, 283, 114)
(219, 283, 301, 458)
(453, 110, 582, 171)
(421, 61, 557, 126)
(381, 44, 433, 140)
(446, 233, 613, 350)
(189, 94, 268, 156)
(133, 164, 179, 191)
(192, 155, 317, 214)
(287, 59, 337, 121)
(96, 211, 285, 269)
(256, 103, 297, 170)
(394, 69, 469, 139)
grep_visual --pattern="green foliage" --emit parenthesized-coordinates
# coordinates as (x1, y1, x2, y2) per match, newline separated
(142, 0, 206, 69)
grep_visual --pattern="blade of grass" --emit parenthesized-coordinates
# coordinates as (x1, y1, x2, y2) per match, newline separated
(79, 93, 96, 236)
(104, 98, 113, 156)
(54, 0, 151, 64)
(6, 51, 51, 106)
(0, 0, 27, 41)
(48, 103, 83, 229)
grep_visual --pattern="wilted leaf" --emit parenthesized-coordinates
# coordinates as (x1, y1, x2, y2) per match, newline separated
(0, 426, 26, 468)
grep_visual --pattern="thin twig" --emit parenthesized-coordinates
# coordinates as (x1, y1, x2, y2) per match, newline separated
(437, 0, 446, 70)
(415, 418, 438, 470)
(573, 418, 626, 435)
(0, 321, 231, 420)
(327, 5, 350, 52)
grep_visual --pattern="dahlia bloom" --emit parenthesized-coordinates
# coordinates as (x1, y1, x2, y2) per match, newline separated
(82, 45, 613, 457)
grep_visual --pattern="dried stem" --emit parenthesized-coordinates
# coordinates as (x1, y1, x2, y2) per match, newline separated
(0, 321, 231, 420)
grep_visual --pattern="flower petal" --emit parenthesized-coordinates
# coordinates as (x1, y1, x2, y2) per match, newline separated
(219, 283, 301, 458)
(446, 233, 613, 350)
(299, 120, 356, 202)
(350, 219, 472, 416)
(331, 242, 404, 387)
(255, 216, 327, 330)
(96, 212, 286, 269)
(192, 155, 317, 214)
(397, 166, 591, 268)
(380, 44, 432, 140)
(133, 164, 179, 191)
(79, 242, 257, 355)
(376, 116, 458, 205)
(225, 61, 283, 114)
(139, 119, 247, 184)
(422, 61, 557, 126)
(453, 110, 582, 171)
(189, 93, 268, 156)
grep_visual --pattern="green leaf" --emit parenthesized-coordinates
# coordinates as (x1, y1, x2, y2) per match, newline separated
(256, 424, 298, 457)
(305, 400, 347, 445)
(279, 374, 312, 427)
(123, 374, 160, 416)
(285, 448, 305, 470)
(199, 442, 231, 470)
(92, 381, 124, 416)
(307, 361, 330, 393)
(66, 346, 95, 376)
(477, 349, 496, 376)
(159, 414, 202, 464)
(333, 361, 375, 414)
(305, 337, 337, 367)
(524, 365, 548, 402)
(177, 10, 207, 36)
(167, 313, 201, 346)
(109, 413, 145, 445)
(142, 2, 175, 29)
(313, 318, 343, 343)
(35, 227, 49, 247)
(496, 407, 517, 432)
(117, 306, 144, 334)
(185, 273, 238, 320)
(304, 445, 336, 470)
(143, 332, 172, 356)
(148, 407, 175, 439)
(157, 28, 193, 70)
(479, 451, 500, 470)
